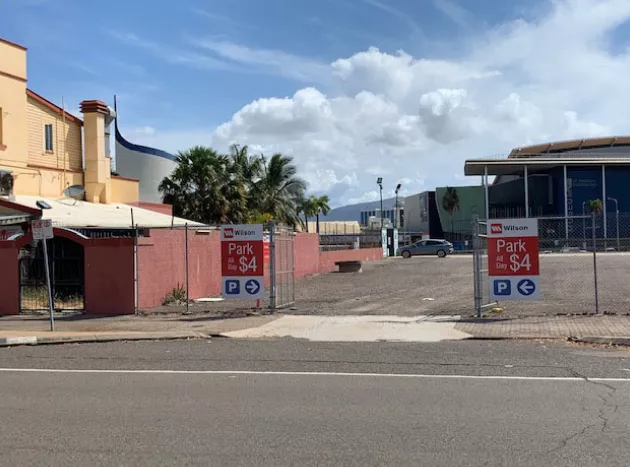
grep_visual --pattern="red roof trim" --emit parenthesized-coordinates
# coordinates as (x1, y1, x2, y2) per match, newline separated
(0, 198, 41, 217)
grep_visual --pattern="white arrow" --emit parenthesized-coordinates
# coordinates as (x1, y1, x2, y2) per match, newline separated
(518, 280, 535, 295)
(245, 280, 260, 294)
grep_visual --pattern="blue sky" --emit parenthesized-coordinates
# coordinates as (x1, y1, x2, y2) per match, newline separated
(3, 0, 630, 206)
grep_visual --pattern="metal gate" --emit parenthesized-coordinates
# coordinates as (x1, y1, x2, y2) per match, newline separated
(472, 217, 496, 317)
(269, 222, 295, 310)
(19, 237, 85, 312)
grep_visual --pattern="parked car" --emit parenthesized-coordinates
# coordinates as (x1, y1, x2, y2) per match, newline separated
(397, 239, 454, 258)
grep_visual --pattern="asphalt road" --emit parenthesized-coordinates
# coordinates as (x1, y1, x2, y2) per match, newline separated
(1, 339, 630, 466)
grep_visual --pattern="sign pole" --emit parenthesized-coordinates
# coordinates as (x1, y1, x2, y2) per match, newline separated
(32, 219, 55, 331)
(42, 238, 54, 331)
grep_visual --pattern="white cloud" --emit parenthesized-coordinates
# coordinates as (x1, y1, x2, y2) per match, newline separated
(138, 0, 630, 206)
(191, 39, 331, 83)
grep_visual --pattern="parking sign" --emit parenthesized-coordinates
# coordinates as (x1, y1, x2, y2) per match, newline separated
(488, 218, 540, 301)
(221, 224, 265, 299)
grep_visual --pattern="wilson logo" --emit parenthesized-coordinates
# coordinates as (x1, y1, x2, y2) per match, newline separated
(224, 228, 234, 238)
(491, 224, 503, 234)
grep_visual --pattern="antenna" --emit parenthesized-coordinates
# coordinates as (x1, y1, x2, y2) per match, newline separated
(62, 184, 86, 205)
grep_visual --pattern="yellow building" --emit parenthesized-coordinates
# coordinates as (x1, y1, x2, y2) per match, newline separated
(0, 36, 198, 229)
(0, 36, 140, 205)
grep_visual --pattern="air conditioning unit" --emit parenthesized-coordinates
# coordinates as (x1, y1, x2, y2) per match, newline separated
(0, 170, 14, 199)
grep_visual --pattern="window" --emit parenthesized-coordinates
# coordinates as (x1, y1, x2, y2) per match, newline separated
(44, 124, 53, 151)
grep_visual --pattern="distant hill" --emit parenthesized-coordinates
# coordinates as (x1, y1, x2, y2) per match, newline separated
(321, 197, 400, 222)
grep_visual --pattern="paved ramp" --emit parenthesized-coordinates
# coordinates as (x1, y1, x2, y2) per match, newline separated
(222, 315, 470, 342)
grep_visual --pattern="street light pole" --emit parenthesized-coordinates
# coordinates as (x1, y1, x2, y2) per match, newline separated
(608, 197, 620, 251)
(394, 183, 401, 229)
(377, 177, 383, 229)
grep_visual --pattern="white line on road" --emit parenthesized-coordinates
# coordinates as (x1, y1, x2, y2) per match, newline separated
(0, 368, 629, 382)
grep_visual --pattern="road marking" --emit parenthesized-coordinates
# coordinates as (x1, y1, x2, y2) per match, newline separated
(0, 368, 628, 382)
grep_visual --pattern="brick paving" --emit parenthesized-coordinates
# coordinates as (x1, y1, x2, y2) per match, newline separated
(455, 315, 630, 338)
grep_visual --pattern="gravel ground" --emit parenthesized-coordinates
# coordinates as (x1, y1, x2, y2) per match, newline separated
(143, 252, 630, 319)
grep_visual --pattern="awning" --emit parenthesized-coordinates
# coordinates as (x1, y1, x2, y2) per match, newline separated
(0, 214, 32, 226)
(464, 157, 630, 176)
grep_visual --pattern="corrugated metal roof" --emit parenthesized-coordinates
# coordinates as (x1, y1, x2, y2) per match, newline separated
(0, 214, 32, 226)
(13, 196, 205, 228)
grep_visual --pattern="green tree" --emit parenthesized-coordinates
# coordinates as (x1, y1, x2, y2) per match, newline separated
(159, 146, 241, 224)
(441, 187, 460, 240)
(310, 195, 331, 234)
(255, 153, 307, 227)
(297, 196, 316, 232)
(586, 198, 603, 214)
(160, 146, 310, 226)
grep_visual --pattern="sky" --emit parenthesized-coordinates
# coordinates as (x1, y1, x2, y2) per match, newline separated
(2, 0, 630, 207)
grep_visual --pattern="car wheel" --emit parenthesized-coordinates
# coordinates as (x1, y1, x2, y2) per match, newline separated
(402, 250, 411, 259)
(437, 249, 446, 258)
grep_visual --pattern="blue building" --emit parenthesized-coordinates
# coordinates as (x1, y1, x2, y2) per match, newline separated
(465, 136, 630, 239)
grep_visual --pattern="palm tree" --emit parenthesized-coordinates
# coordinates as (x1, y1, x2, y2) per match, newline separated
(310, 195, 331, 234)
(255, 153, 307, 226)
(160, 146, 308, 226)
(159, 146, 245, 224)
(586, 198, 603, 214)
(297, 196, 316, 232)
(442, 187, 460, 241)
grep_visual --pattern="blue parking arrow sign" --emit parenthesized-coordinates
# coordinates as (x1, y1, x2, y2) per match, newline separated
(517, 279, 536, 296)
(245, 279, 261, 295)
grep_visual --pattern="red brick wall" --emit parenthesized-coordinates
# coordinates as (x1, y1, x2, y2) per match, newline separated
(84, 239, 135, 315)
(0, 244, 20, 315)
(137, 229, 222, 308)
(319, 248, 383, 273)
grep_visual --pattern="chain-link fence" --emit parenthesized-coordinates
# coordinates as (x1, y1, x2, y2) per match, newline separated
(473, 214, 630, 317)
(319, 232, 382, 251)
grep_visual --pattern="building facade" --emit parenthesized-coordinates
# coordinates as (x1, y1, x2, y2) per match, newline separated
(465, 136, 630, 239)
(0, 36, 179, 216)
(114, 106, 176, 204)
(0, 37, 139, 204)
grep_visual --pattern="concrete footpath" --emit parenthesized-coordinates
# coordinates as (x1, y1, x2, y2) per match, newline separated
(2, 313, 630, 346)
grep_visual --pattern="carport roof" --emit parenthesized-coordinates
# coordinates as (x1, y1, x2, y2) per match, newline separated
(0, 213, 33, 226)
(9, 196, 204, 229)
(464, 157, 630, 176)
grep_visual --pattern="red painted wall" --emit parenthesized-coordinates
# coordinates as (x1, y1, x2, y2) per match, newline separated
(84, 238, 135, 315)
(293, 233, 320, 278)
(0, 244, 20, 315)
(137, 229, 222, 308)
(126, 202, 173, 217)
(0, 230, 136, 316)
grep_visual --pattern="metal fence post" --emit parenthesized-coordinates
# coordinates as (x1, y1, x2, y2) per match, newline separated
(269, 221, 277, 311)
(472, 216, 482, 318)
(592, 213, 599, 314)
(133, 225, 139, 314)
(185, 223, 190, 315)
